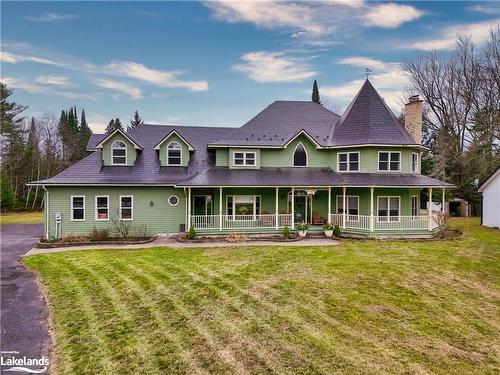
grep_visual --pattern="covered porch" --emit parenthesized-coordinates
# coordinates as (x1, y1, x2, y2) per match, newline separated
(186, 186, 445, 236)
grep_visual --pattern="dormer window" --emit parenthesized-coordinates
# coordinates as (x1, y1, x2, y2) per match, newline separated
(112, 141, 127, 165)
(293, 143, 307, 167)
(167, 142, 182, 165)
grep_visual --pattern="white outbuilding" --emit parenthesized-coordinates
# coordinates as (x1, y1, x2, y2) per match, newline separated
(478, 167, 500, 228)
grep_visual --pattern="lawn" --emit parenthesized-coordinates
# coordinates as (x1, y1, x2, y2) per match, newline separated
(25, 218, 499, 375)
(1, 211, 44, 224)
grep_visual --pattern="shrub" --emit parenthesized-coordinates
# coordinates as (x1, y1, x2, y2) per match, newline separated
(296, 222, 309, 231)
(89, 227, 110, 241)
(323, 223, 334, 231)
(333, 225, 341, 237)
(283, 225, 291, 239)
(60, 234, 88, 244)
(226, 233, 249, 243)
(186, 226, 197, 240)
(131, 224, 148, 238)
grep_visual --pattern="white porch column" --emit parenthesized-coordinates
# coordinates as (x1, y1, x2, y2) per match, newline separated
(275, 187, 279, 229)
(327, 186, 332, 224)
(442, 188, 446, 214)
(428, 187, 433, 230)
(219, 187, 223, 231)
(187, 187, 191, 230)
(370, 187, 374, 232)
(342, 187, 346, 230)
(291, 187, 295, 229)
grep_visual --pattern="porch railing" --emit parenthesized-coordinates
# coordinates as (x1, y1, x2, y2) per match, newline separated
(330, 213, 440, 232)
(191, 214, 292, 231)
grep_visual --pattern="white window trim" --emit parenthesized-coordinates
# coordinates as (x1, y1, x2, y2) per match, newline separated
(377, 151, 401, 172)
(192, 195, 213, 215)
(94, 195, 110, 221)
(377, 196, 401, 222)
(411, 195, 419, 219)
(111, 140, 127, 166)
(292, 142, 308, 167)
(168, 195, 180, 206)
(335, 195, 360, 221)
(166, 141, 182, 166)
(120, 195, 133, 221)
(412, 152, 419, 173)
(232, 151, 256, 166)
(70, 195, 85, 222)
(226, 195, 261, 220)
(337, 152, 360, 172)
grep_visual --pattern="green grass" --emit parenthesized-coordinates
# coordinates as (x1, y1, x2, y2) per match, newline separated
(1, 211, 44, 224)
(25, 218, 500, 375)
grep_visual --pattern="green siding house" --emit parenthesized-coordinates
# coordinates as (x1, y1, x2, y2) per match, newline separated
(30, 80, 453, 239)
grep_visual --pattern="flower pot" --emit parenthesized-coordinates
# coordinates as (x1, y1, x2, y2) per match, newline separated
(298, 230, 307, 237)
(324, 230, 333, 238)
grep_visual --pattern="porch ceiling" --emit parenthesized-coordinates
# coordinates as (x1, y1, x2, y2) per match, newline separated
(179, 167, 454, 188)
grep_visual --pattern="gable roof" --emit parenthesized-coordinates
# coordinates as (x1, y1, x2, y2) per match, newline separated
(95, 128, 144, 150)
(153, 129, 195, 151)
(478, 166, 500, 192)
(208, 101, 340, 148)
(328, 80, 417, 147)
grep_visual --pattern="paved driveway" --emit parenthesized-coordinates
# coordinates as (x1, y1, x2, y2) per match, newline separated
(1, 224, 51, 372)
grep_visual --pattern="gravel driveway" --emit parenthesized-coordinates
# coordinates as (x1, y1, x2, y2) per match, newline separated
(1, 223, 51, 373)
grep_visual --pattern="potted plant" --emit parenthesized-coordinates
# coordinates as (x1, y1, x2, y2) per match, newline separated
(323, 223, 334, 237)
(296, 222, 309, 237)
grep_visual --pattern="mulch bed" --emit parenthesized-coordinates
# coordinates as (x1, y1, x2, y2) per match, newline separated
(36, 236, 157, 248)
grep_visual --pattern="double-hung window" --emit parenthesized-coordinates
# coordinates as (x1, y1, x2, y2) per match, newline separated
(95, 196, 109, 220)
(112, 141, 127, 165)
(378, 197, 400, 221)
(120, 196, 133, 220)
(71, 196, 85, 221)
(378, 152, 400, 171)
(226, 195, 261, 219)
(338, 152, 359, 172)
(167, 142, 182, 165)
(336, 195, 359, 220)
(233, 152, 256, 166)
(411, 195, 419, 218)
(412, 153, 419, 172)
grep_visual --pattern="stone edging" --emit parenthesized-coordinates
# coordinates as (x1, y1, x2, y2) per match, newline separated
(35, 236, 157, 249)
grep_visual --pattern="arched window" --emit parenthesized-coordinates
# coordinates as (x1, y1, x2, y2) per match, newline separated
(293, 143, 307, 167)
(167, 142, 182, 165)
(112, 140, 127, 165)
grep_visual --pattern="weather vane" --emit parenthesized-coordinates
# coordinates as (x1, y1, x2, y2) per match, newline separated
(364, 67, 373, 79)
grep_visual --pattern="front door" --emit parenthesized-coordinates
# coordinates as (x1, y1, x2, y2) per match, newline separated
(294, 196, 307, 223)
(193, 195, 212, 215)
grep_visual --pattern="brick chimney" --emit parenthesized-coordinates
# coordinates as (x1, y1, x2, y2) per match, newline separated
(404, 95, 423, 144)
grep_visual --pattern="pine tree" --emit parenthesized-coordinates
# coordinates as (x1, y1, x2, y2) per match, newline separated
(0, 172, 15, 211)
(130, 110, 143, 129)
(312, 80, 321, 105)
(105, 118, 123, 133)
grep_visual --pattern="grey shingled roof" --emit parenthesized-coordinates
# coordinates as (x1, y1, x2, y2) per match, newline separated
(209, 101, 340, 147)
(177, 168, 454, 187)
(328, 80, 417, 147)
(32, 124, 232, 185)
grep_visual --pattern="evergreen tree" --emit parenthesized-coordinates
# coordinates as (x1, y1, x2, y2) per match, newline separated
(311, 80, 321, 105)
(105, 118, 123, 133)
(130, 110, 143, 129)
(76, 109, 92, 160)
(0, 172, 14, 211)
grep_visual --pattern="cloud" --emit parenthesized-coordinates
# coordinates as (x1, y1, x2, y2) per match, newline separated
(34, 75, 71, 86)
(25, 12, 77, 22)
(364, 3, 424, 28)
(410, 18, 500, 50)
(232, 51, 316, 83)
(2, 76, 96, 100)
(337, 56, 388, 71)
(0, 51, 64, 66)
(467, 4, 500, 15)
(321, 58, 408, 111)
(103, 61, 209, 91)
(94, 79, 143, 100)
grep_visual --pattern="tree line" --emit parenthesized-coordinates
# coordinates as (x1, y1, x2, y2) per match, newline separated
(0, 82, 145, 211)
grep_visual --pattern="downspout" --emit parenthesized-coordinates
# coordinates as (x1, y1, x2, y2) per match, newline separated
(183, 187, 188, 233)
(42, 185, 49, 240)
